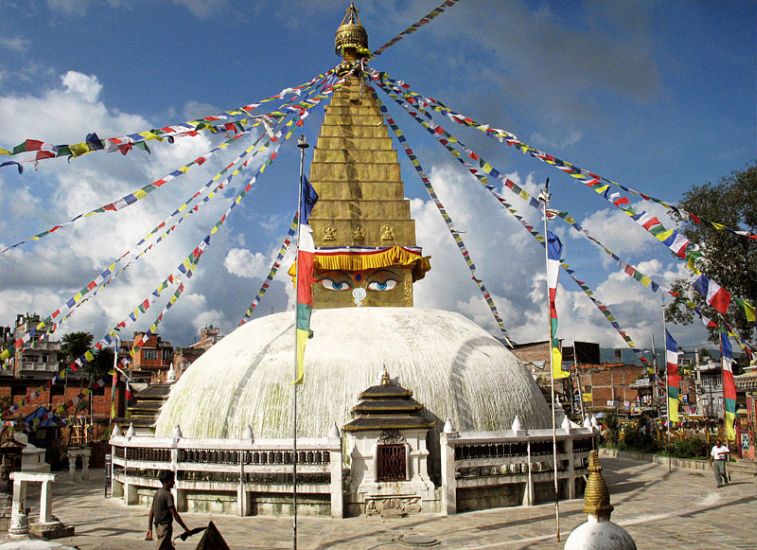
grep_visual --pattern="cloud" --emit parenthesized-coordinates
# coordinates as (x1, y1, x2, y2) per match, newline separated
(61, 71, 102, 103)
(223, 248, 268, 279)
(171, 0, 228, 19)
(182, 100, 221, 121)
(576, 199, 677, 256)
(0, 37, 30, 53)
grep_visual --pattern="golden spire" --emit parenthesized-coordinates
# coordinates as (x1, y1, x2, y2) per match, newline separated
(381, 366, 391, 386)
(583, 450, 614, 519)
(335, 2, 369, 59)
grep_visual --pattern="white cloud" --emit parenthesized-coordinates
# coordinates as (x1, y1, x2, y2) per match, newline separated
(61, 71, 102, 103)
(0, 37, 30, 53)
(576, 199, 676, 256)
(223, 248, 267, 279)
(172, 0, 228, 19)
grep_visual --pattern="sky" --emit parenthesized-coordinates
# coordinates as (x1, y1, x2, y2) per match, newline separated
(0, 0, 754, 354)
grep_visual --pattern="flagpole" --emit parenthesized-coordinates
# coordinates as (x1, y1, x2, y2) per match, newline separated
(538, 179, 560, 543)
(661, 301, 672, 472)
(109, 335, 119, 433)
(292, 134, 309, 550)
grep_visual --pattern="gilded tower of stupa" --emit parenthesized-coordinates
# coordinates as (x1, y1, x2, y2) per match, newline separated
(307, 3, 430, 309)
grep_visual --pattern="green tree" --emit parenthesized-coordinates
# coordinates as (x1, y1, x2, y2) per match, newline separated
(666, 164, 757, 350)
(60, 331, 93, 363)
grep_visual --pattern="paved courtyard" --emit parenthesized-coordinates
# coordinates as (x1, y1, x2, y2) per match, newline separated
(7, 457, 756, 549)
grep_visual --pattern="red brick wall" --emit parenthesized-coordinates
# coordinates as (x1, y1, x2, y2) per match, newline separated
(578, 363, 646, 409)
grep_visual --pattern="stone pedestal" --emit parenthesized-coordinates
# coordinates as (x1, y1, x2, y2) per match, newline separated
(67, 447, 91, 481)
(13, 433, 50, 473)
(9, 471, 75, 539)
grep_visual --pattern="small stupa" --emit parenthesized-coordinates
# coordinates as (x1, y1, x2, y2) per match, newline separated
(564, 451, 636, 550)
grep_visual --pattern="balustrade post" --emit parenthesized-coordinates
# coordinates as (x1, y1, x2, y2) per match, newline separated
(327, 423, 343, 518)
(524, 438, 534, 506)
(440, 420, 458, 515)
(565, 436, 575, 499)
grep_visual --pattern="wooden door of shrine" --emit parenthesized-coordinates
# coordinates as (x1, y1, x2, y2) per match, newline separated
(376, 444, 406, 481)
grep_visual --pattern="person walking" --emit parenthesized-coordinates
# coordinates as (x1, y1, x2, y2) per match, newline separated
(146, 470, 190, 548)
(710, 439, 730, 487)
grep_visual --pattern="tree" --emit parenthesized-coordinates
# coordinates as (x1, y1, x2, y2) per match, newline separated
(60, 332, 93, 363)
(666, 163, 757, 352)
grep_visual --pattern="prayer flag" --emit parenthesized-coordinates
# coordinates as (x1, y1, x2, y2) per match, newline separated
(692, 275, 731, 315)
(665, 330, 680, 423)
(294, 176, 318, 385)
(110, 369, 117, 420)
(547, 231, 569, 379)
(720, 331, 737, 441)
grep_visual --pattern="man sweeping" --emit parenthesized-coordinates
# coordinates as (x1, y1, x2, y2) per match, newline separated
(146, 470, 191, 548)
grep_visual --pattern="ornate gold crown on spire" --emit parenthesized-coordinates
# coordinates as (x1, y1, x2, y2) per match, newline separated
(583, 450, 614, 519)
(335, 2, 369, 58)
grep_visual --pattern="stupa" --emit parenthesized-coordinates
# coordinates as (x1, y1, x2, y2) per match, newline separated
(113, 4, 592, 518)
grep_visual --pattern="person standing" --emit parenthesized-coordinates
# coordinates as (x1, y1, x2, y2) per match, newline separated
(710, 439, 730, 487)
(146, 470, 190, 548)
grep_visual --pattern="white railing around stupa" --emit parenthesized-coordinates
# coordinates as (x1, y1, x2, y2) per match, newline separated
(109, 424, 344, 518)
(439, 416, 595, 514)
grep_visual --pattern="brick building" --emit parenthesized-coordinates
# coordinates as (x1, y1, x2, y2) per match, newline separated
(124, 333, 174, 383)
(171, 325, 223, 380)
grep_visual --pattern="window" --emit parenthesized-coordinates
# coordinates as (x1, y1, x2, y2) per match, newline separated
(376, 444, 406, 482)
(143, 350, 158, 360)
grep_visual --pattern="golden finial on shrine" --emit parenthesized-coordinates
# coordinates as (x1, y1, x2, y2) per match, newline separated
(335, 2, 369, 59)
(583, 450, 614, 519)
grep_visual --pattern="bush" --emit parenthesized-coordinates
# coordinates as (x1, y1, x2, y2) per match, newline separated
(668, 436, 708, 459)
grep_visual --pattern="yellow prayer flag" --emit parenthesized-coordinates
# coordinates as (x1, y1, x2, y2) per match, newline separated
(552, 347, 570, 379)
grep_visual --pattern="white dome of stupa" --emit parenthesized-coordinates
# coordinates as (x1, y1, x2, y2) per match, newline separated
(564, 517, 637, 550)
(154, 307, 551, 439)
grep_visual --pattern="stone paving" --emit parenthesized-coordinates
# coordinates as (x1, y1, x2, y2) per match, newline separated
(5, 457, 755, 549)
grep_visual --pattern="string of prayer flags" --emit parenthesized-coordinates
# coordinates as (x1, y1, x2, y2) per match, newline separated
(1, 71, 344, 399)
(8, 76, 336, 349)
(372, 70, 749, 335)
(665, 330, 680, 423)
(372, 0, 460, 56)
(368, 70, 757, 243)
(371, 75, 649, 362)
(239, 214, 299, 325)
(0, 69, 337, 168)
(0, 128, 251, 254)
(373, 90, 514, 346)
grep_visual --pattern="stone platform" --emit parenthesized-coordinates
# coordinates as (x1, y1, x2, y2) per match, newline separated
(19, 457, 756, 549)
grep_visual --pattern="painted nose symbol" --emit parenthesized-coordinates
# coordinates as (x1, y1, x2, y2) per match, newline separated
(352, 287, 367, 307)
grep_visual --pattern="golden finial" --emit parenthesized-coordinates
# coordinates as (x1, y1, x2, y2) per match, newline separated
(583, 450, 614, 519)
(335, 2, 370, 59)
(381, 366, 390, 385)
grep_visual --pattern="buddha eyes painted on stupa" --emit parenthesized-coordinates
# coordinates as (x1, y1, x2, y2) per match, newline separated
(316, 268, 400, 293)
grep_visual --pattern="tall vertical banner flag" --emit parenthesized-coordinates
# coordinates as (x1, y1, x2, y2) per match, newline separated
(110, 368, 118, 420)
(720, 331, 737, 441)
(665, 330, 680, 423)
(294, 176, 318, 385)
(547, 231, 569, 379)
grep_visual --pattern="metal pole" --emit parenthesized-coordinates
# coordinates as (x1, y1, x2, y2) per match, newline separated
(109, 336, 119, 434)
(539, 179, 560, 543)
(661, 302, 672, 472)
(575, 351, 586, 422)
(651, 331, 659, 441)
(292, 134, 309, 550)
